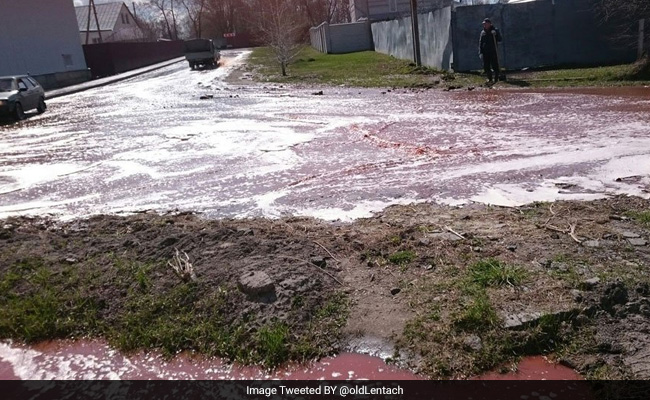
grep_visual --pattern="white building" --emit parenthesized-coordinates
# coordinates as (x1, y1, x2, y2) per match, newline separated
(76, 2, 144, 44)
(0, 0, 89, 89)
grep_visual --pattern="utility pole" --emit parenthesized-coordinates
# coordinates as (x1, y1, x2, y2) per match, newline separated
(91, 0, 103, 43)
(410, 0, 421, 66)
(85, 0, 92, 45)
(86, 0, 103, 44)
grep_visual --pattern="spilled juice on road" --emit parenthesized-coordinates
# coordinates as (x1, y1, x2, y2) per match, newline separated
(0, 339, 580, 380)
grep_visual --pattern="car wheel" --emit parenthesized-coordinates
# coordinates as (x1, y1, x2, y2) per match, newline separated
(14, 103, 25, 120)
(37, 98, 47, 114)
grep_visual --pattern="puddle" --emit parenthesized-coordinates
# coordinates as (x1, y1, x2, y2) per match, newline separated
(0, 340, 420, 380)
(0, 340, 584, 381)
(474, 356, 583, 380)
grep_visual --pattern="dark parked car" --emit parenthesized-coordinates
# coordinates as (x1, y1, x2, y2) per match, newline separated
(0, 75, 46, 120)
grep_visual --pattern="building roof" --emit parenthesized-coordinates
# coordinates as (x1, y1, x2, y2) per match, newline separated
(75, 2, 125, 32)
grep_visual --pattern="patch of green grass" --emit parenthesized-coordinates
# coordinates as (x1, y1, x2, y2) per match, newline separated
(404, 306, 441, 341)
(626, 210, 650, 226)
(257, 323, 290, 367)
(293, 292, 349, 361)
(500, 60, 650, 88)
(0, 259, 102, 342)
(246, 46, 650, 89)
(0, 255, 349, 369)
(248, 47, 483, 88)
(454, 290, 499, 332)
(469, 258, 526, 287)
(388, 250, 416, 265)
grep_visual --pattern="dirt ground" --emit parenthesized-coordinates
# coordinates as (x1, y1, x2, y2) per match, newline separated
(1, 195, 649, 379)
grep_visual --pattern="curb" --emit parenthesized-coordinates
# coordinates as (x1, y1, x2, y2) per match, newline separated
(45, 57, 185, 100)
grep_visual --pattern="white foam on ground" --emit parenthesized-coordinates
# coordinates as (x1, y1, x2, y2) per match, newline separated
(0, 163, 87, 194)
(293, 198, 420, 222)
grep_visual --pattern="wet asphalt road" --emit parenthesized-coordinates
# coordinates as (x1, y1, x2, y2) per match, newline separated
(1, 49, 650, 221)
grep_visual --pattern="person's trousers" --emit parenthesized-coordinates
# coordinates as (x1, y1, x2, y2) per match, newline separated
(483, 53, 500, 81)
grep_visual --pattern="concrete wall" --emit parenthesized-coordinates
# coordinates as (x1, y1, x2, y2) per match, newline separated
(32, 70, 92, 91)
(452, 0, 636, 71)
(311, 23, 330, 53)
(372, 7, 453, 70)
(0, 0, 88, 77)
(310, 21, 374, 54)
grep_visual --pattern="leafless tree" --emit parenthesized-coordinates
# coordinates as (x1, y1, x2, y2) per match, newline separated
(252, 0, 306, 76)
(132, 2, 168, 40)
(204, 0, 249, 38)
(180, 0, 207, 38)
(299, 0, 349, 26)
(150, 0, 181, 39)
(596, 0, 650, 58)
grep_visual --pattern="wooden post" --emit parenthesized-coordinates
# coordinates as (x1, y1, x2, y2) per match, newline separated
(85, 0, 92, 45)
(639, 19, 646, 59)
(91, 0, 103, 43)
(410, 0, 421, 66)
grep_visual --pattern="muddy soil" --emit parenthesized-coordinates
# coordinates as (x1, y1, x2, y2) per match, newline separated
(1, 196, 649, 379)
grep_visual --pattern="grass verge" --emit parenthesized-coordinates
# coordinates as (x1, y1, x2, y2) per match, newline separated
(0, 255, 348, 369)
(247, 46, 481, 88)
(500, 57, 650, 88)
(246, 46, 650, 89)
(399, 258, 580, 378)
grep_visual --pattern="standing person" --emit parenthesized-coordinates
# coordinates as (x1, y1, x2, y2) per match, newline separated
(478, 18, 502, 83)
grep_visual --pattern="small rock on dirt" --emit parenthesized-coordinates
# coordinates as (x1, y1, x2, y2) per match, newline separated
(503, 312, 542, 329)
(583, 240, 600, 248)
(310, 256, 327, 268)
(390, 288, 401, 296)
(582, 277, 601, 290)
(627, 238, 647, 246)
(551, 261, 570, 272)
(571, 289, 583, 302)
(463, 335, 483, 351)
(622, 231, 641, 239)
(238, 271, 275, 296)
(430, 232, 462, 241)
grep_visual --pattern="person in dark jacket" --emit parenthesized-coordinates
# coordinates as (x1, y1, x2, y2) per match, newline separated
(478, 18, 502, 83)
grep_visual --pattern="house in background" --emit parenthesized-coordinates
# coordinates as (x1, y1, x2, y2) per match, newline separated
(349, 0, 452, 21)
(75, 1, 144, 44)
(0, 0, 89, 89)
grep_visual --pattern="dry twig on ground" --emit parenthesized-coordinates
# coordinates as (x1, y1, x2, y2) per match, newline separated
(444, 226, 466, 240)
(168, 248, 197, 282)
(313, 240, 341, 263)
(280, 255, 343, 285)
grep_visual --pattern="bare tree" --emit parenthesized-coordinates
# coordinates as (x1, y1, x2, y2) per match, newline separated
(252, 0, 306, 76)
(596, 0, 650, 58)
(299, 0, 349, 26)
(180, 0, 207, 38)
(203, 0, 252, 39)
(132, 2, 168, 40)
(150, 0, 181, 39)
